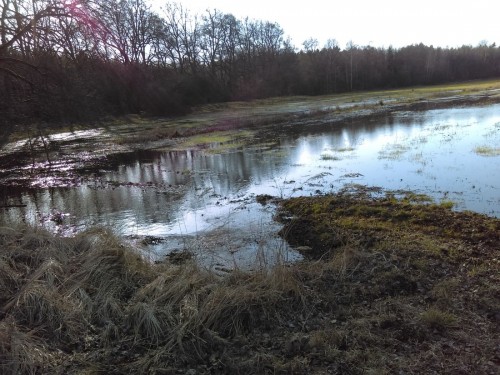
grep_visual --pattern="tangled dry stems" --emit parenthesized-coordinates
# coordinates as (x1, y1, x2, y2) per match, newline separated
(0, 191, 498, 374)
(0, 225, 307, 374)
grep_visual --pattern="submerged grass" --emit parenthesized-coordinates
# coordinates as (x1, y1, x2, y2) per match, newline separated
(474, 145, 500, 156)
(0, 190, 499, 374)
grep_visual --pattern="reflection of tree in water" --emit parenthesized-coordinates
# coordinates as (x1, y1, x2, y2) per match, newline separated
(0, 147, 289, 232)
(2, 106, 499, 232)
(0, 118, 422, 230)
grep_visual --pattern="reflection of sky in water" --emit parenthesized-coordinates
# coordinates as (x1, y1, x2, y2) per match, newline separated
(269, 106, 498, 217)
(2, 104, 499, 266)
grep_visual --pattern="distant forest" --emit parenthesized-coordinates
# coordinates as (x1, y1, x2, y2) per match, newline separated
(2, 0, 500, 126)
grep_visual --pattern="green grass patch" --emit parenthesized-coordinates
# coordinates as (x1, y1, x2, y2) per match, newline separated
(420, 308, 457, 330)
(178, 131, 235, 147)
(439, 200, 455, 209)
(176, 129, 254, 153)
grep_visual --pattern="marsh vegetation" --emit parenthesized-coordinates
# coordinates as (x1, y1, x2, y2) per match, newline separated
(0, 188, 498, 374)
(0, 84, 499, 373)
(2, 11, 500, 367)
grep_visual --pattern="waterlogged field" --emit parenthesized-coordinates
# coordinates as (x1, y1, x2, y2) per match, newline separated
(1, 86, 500, 375)
(1, 103, 499, 268)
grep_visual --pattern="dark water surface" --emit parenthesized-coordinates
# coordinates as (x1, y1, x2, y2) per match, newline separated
(1, 104, 499, 268)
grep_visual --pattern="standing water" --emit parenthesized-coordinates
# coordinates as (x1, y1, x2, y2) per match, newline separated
(1, 104, 499, 268)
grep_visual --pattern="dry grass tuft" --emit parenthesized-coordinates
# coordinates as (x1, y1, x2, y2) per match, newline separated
(125, 302, 164, 344)
(134, 263, 214, 307)
(0, 210, 498, 374)
(420, 308, 458, 330)
(66, 228, 153, 305)
(0, 317, 56, 375)
(195, 266, 306, 337)
(326, 245, 364, 277)
(0, 258, 19, 300)
(92, 295, 123, 325)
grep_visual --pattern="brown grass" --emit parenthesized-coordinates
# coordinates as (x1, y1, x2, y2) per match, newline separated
(0, 199, 498, 375)
(0, 225, 309, 374)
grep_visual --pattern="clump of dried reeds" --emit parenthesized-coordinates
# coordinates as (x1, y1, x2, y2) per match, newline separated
(0, 224, 307, 374)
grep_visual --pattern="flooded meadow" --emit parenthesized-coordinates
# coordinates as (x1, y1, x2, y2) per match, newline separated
(1, 103, 499, 268)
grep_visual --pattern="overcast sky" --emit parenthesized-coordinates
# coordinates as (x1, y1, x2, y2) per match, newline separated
(149, 0, 499, 50)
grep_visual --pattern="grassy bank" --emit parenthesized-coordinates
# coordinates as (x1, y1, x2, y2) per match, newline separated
(4, 78, 500, 153)
(1, 190, 499, 374)
(103, 78, 500, 152)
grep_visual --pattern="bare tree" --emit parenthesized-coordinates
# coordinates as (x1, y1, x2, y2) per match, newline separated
(200, 9, 238, 82)
(0, 1, 70, 57)
(302, 37, 318, 52)
(160, 2, 199, 73)
(127, 0, 155, 64)
(92, 0, 156, 64)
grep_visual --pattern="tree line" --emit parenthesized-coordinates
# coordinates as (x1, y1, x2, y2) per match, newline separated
(1, 0, 500, 127)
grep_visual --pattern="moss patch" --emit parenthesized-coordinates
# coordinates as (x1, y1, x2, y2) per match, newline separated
(278, 191, 498, 259)
(275, 191, 499, 373)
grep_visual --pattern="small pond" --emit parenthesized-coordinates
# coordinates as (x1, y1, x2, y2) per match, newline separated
(1, 104, 499, 269)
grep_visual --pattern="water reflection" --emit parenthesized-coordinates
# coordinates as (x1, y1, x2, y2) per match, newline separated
(1, 104, 499, 267)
